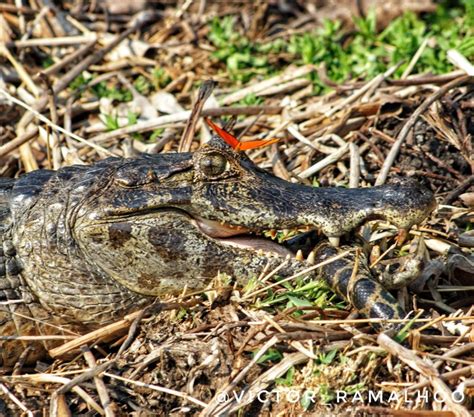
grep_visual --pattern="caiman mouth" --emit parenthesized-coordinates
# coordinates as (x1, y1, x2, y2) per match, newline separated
(104, 208, 316, 260)
(193, 216, 315, 260)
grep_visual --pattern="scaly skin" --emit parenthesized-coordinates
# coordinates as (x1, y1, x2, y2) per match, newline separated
(0, 136, 436, 365)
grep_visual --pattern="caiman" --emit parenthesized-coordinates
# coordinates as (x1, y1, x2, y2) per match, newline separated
(0, 131, 436, 365)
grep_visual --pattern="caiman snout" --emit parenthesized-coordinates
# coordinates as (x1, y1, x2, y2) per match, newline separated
(188, 140, 436, 243)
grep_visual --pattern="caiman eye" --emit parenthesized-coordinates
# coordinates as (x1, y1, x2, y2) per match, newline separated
(199, 153, 229, 178)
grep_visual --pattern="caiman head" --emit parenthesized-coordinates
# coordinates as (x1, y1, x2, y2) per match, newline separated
(9, 133, 435, 324)
(70, 135, 435, 297)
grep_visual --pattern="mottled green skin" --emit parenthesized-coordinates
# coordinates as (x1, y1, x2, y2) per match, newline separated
(0, 136, 435, 364)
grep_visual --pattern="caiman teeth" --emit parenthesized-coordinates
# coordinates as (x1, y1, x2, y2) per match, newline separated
(295, 249, 304, 261)
(307, 250, 316, 265)
(329, 237, 340, 247)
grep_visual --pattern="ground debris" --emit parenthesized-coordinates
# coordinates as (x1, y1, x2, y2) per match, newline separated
(0, 1, 473, 416)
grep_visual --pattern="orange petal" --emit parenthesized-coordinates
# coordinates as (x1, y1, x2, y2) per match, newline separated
(205, 118, 280, 151)
(237, 138, 279, 151)
(205, 118, 240, 148)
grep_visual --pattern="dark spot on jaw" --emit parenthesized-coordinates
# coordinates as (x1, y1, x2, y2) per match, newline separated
(108, 223, 132, 248)
(147, 227, 183, 261)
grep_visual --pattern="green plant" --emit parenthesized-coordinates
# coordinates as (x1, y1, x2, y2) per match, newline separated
(301, 390, 316, 411)
(207, 3, 472, 92)
(133, 75, 153, 95)
(208, 16, 282, 82)
(102, 113, 120, 131)
(275, 367, 295, 386)
(152, 68, 171, 89)
(149, 128, 165, 142)
(255, 348, 283, 364)
(316, 349, 339, 365)
(92, 82, 132, 102)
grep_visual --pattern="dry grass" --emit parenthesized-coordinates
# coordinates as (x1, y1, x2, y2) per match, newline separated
(0, 1, 473, 416)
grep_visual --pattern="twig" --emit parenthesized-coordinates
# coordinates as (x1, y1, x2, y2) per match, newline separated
(3, 374, 104, 414)
(0, 382, 33, 417)
(49, 300, 200, 358)
(91, 106, 283, 143)
(82, 347, 116, 417)
(218, 352, 308, 415)
(443, 176, 474, 205)
(0, 88, 116, 156)
(0, 43, 40, 96)
(378, 333, 471, 417)
(103, 372, 207, 408)
(401, 37, 430, 79)
(48, 311, 143, 359)
(41, 40, 96, 76)
(178, 79, 216, 152)
(17, 22, 142, 130)
(388, 70, 465, 86)
(8, 34, 97, 48)
(56, 361, 115, 395)
(200, 335, 280, 416)
(298, 143, 349, 179)
(0, 126, 38, 157)
(0, 335, 76, 341)
(19, 6, 49, 44)
(49, 392, 72, 417)
(448, 49, 474, 76)
(408, 365, 474, 392)
(326, 63, 401, 117)
(258, 78, 311, 96)
(220, 64, 315, 105)
(375, 75, 473, 185)
(287, 124, 319, 151)
(38, 73, 61, 169)
(349, 142, 360, 188)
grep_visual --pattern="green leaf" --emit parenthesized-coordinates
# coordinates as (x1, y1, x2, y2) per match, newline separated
(127, 111, 138, 126)
(317, 348, 338, 365)
(286, 295, 313, 308)
(275, 367, 295, 386)
(301, 390, 316, 411)
(102, 113, 120, 131)
(255, 348, 283, 364)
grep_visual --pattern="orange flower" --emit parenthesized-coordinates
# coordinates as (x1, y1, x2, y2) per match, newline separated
(205, 118, 279, 151)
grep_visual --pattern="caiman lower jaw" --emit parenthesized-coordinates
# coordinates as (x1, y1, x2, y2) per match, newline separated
(192, 216, 310, 260)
